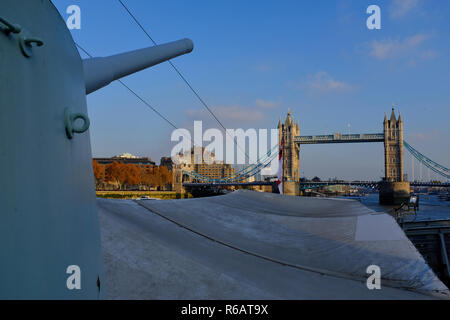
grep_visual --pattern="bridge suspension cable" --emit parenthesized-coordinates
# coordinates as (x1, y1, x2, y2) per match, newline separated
(182, 151, 277, 183)
(182, 144, 279, 183)
(183, 140, 449, 184)
(404, 141, 450, 180)
(221, 145, 279, 181)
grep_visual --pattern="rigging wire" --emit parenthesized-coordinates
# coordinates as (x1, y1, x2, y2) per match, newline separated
(77, 41, 274, 180)
(117, 0, 251, 162)
(76, 42, 201, 150)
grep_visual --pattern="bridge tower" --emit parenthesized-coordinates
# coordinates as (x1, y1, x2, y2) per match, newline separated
(278, 109, 300, 195)
(380, 107, 410, 204)
(383, 108, 404, 182)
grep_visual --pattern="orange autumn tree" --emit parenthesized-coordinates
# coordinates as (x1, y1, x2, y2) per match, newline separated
(92, 160, 105, 188)
(104, 162, 124, 189)
(159, 166, 172, 186)
(122, 163, 141, 187)
(93, 159, 173, 191)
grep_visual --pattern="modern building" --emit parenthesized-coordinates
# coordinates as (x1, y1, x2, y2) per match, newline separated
(94, 153, 155, 166)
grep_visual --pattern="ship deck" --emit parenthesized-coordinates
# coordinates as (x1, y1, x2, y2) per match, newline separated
(97, 190, 450, 299)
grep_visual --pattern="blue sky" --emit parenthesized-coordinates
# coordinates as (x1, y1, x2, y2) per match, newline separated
(53, 0, 450, 181)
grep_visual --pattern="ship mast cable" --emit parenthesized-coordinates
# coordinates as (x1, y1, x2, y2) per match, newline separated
(117, 0, 250, 163)
(75, 42, 203, 150)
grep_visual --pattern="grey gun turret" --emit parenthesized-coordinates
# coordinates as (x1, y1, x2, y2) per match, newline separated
(0, 0, 193, 299)
(84, 38, 193, 94)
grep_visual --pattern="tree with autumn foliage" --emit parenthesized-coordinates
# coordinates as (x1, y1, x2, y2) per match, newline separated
(93, 160, 172, 190)
(123, 164, 141, 187)
(92, 160, 104, 188)
(104, 161, 123, 188)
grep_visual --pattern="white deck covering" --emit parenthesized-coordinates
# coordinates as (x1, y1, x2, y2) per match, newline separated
(98, 190, 450, 299)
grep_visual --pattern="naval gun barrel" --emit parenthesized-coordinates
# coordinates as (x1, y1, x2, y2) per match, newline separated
(83, 38, 193, 94)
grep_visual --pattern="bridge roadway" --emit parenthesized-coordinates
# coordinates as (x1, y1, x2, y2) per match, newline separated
(295, 133, 385, 144)
(183, 181, 450, 188)
(183, 181, 273, 187)
(300, 181, 450, 188)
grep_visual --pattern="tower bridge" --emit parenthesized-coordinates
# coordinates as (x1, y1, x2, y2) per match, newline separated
(279, 108, 408, 203)
(176, 108, 449, 204)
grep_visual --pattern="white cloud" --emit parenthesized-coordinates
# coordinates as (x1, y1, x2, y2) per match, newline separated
(186, 105, 264, 124)
(389, 0, 419, 18)
(367, 33, 430, 60)
(292, 72, 353, 93)
(186, 99, 280, 126)
(255, 99, 279, 109)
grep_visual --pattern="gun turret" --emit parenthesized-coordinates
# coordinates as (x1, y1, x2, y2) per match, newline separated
(0, 0, 194, 299)
(83, 38, 194, 94)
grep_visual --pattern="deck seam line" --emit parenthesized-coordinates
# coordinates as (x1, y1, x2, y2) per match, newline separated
(134, 200, 442, 297)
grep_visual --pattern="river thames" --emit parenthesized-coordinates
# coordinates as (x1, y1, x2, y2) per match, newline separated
(358, 193, 450, 222)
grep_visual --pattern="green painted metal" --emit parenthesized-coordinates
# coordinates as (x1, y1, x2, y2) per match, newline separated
(19, 36, 44, 57)
(0, 0, 193, 299)
(0, 0, 106, 299)
(83, 38, 193, 94)
(0, 16, 22, 34)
